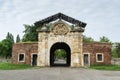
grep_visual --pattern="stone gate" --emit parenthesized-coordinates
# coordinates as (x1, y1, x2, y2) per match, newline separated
(35, 13, 86, 67)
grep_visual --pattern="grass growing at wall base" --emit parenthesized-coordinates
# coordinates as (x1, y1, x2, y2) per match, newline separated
(0, 62, 32, 70)
(90, 65, 120, 71)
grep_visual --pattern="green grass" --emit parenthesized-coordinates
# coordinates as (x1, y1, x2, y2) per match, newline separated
(0, 62, 32, 70)
(90, 65, 120, 71)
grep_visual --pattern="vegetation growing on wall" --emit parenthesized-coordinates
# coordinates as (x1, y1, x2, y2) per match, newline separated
(99, 36, 111, 43)
(83, 35, 94, 43)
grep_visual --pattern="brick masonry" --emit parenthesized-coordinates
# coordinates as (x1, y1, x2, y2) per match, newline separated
(83, 42, 111, 65)
(12, 42, 111, 66)
(12, 42, 38, 65)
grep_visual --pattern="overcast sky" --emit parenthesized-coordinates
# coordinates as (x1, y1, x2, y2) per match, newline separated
(0, 0, 120, 42)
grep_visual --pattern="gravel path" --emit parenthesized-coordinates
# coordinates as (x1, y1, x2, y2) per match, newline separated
(0, 68, 120, 80)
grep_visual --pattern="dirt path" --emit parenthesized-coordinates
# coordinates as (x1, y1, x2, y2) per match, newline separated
(0, 68, 120, 80)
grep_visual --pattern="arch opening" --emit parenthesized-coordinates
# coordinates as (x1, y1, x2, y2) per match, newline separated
(50, 42, 71, 67)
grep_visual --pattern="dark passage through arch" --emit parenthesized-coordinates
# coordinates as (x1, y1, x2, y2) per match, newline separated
(50, 42, 71, 67)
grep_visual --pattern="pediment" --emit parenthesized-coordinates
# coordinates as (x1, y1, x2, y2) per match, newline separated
(34, 13, 87, 28)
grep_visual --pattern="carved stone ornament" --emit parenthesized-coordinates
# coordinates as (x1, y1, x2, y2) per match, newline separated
(52, 22, 69, 35)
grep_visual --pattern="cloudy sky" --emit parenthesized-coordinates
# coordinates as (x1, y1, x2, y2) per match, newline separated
(0, 0, 120, 42)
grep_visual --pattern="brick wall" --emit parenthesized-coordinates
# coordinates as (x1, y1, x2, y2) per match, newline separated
(12, 42, 38, 65)
(83, 42, 111, 65)
(12, 42, 111, 65)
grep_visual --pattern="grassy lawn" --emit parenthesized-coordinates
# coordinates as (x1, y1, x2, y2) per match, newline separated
(0, 62, 32, 70)
(90, 65, 120, 71)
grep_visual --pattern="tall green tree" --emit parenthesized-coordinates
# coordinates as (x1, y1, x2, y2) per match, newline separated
(1, 39, 13, 58)
(6, 32, 14, 44)
(22, 24, 38, 42)
(83, 35, 94, 43)
(0, 32, 14, 58)
(99, 36, 110, 43)
(16, 34, 20, 43)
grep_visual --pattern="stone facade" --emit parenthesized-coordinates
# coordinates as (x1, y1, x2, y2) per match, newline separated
(37, 21, 83, 67)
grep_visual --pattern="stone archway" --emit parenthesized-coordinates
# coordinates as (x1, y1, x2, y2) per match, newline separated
(50, 42, 71, 67)
(36, 13, 86, 67)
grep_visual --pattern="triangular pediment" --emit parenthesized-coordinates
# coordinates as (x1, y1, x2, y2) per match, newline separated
(34, 13, 87, 28)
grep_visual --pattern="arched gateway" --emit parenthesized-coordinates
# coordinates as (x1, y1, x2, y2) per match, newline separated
(50, 42, 71, 66)
(35, 13, 86, 67)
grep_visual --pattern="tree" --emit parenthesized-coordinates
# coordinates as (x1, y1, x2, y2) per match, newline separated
(16, 34, 20, 43)
(111, 43, 120, 58)
(83, 35, 94, 43)
(0, 32, 14, 58)
(22, 24, 38, 42)
(54, 49, 66, 60)
(22, 23, 52, 42)
(112, 43, 117, 58)
(99, 36, 110, 43)
(116, 43, 120, 57)
(0, 41, 4, 57)
(6, 32, 14, 44)
(1, 39, 12, 58)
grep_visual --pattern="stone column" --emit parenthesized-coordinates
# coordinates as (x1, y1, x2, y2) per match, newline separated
(37, 32, 47, 66)
(71, 32, 83, 67)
